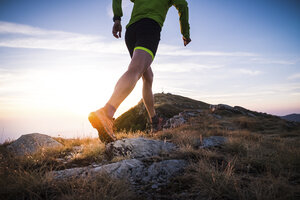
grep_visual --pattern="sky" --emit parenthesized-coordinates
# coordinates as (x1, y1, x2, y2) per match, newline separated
(0, 0, 299, 142)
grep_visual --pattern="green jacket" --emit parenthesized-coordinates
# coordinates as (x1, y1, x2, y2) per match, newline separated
(112, 0, 190, 39)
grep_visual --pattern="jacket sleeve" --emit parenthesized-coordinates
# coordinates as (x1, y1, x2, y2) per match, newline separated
(172, 0, 190, 39)
(112, 0, 123, 21)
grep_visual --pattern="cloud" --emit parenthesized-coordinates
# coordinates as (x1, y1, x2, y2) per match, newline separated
(291, 92, 300, 96)
(154, 62, 223, 73)
(158, 44, 256, 57)
(250, 57, 295, 65)
(288, 73, 300, 80)
(247, 83, 300, 93)
(0, 37, 127, 55)
(0, 21, 257, 58)
(239, 69, 262, 75)
(199, 91, 275, 99)
(0, 21, 90, 38)
(0, 21, 127, 54)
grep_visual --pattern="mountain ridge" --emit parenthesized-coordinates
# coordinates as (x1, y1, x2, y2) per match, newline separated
(280, 113, 300, 122)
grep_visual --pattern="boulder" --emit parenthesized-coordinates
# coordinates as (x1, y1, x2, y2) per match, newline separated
(193, 136, 227, 149)
(105, 137, 177, 159)
(52, 159, 144, 179)
(51, 158, 187, 192)
(7, 133, 63, 156)
(141, 159, 187, 186)
(163, 110, 202, 129)
(51, 137, 187, 195)
(51, 136, 227, 181)
(50, 136, 228, 198)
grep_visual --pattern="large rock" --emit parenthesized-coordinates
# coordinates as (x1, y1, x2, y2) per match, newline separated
(7, 133, 63, 156)
(52, 158, 187, 192)
(52, 159, 144, 179)
(105, 137, 177, 159)
(51, 138, 186, 195)
(51, 137, 226, 198)
(163, 110, 202, 129)
(141, 160, 187, 187)
(193, 136, 228, 149)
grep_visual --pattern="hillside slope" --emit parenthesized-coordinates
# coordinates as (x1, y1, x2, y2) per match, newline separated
(114, 93, 210, 131)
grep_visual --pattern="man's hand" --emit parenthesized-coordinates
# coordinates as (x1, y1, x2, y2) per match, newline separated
(112, 20, 122, 39)
(183, 36, 191, 46)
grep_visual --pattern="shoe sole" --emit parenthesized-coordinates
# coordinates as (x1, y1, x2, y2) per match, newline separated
(88, 111, 116, 144)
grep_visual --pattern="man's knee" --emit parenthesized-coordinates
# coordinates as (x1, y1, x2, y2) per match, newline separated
(128, 59, 149, 77)
(142, 69, 153, 85)
(127, 62, 145, 79)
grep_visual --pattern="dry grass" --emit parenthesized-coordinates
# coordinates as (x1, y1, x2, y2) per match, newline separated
(231, 115, 299, 134)
(0, 137, 139, 200)
(154, 114, 300, 200)
(0, 169, 137, 200)
(115, 130, 147, 140)
(1, 111, 299, 200)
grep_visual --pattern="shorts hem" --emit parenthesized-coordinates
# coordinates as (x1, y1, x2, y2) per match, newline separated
(134, 46, 154, 60)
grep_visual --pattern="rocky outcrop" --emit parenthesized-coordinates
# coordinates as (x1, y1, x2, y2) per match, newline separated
(51, 138, 187, 197)
(193, 136, 228, 149)
(210, 104, 261, 117)
(163, 110, 202, 129)
(52, 158, 187, 191)
(210, 104, 245, 114)
(52, 138, 182, 180)
(51, 136, 227, 193)
(52, 159, 144, 179)
(7, 133, 63, 156)
(105, 137, 176, 159)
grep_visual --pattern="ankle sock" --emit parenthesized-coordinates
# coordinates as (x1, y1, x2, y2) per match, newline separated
(151, 115, 158, 124)
(104, 103, 116, 118)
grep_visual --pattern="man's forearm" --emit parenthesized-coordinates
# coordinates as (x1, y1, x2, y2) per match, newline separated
(173, 0, 190, 39)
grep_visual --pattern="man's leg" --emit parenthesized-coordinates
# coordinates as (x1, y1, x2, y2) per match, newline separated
(142, 67, 156, 121)
(89, 49, 153, 143)
(106, 49, 153, 117)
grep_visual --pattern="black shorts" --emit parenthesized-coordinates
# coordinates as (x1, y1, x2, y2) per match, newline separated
(125, 18, 161, 60)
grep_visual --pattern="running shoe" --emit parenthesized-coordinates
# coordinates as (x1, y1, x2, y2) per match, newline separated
(88, 108, 116, 143)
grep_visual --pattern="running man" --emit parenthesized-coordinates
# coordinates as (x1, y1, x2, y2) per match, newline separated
(89, 0, 191, 143)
